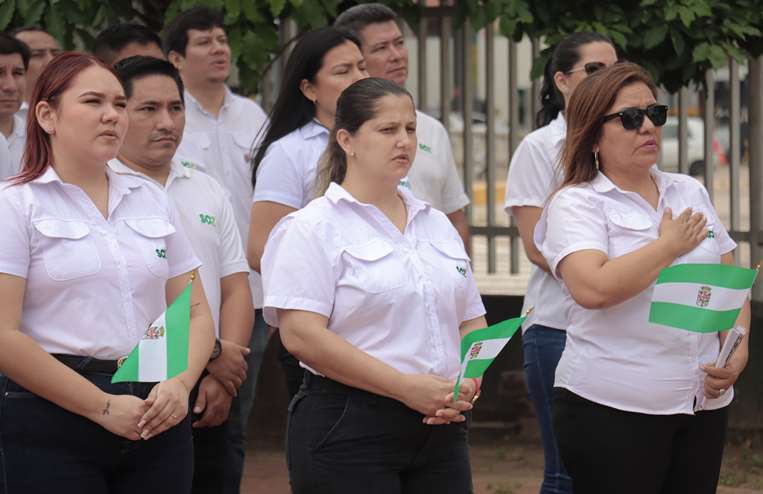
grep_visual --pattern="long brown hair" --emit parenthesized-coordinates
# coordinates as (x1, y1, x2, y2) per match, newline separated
(13, 52, 121, 185)
(560, 62, 658, 187)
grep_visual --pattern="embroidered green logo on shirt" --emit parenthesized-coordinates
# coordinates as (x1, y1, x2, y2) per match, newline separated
(707, 230, 715, 239)
(456, 265, 467, 277)
(155, 248, 167, 259)
(181, 160, 195, 168)
(418, 143, 432, 153)
(199, 213, 216, 226)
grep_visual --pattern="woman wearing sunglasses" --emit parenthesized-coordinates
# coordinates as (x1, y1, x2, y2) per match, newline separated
(503, 31, 616, 494)
(537, 62, 749, 494)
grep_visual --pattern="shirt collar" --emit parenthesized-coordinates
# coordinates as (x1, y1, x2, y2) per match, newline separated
(108, 157, 192, 187)
(34, 164, 142, 193)
(548, 113, 567, 146)
(325, 182, 430, 218)
(184, 86, 235, 117)
(299, 120, 330, 140)
(591, 166, 675, 195)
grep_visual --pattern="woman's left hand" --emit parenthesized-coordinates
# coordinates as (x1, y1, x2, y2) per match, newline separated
(138, 377, 190, 439)
(423, 378, 478, 425)
(702, 349, 748, 400)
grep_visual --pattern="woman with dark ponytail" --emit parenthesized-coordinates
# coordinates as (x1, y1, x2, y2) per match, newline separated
(262, 78, 487, 493)
(503, 32, 617, 494)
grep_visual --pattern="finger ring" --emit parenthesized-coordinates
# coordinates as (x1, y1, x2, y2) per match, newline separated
(170, 414, 178, 419)
(720, 388, 726, 395)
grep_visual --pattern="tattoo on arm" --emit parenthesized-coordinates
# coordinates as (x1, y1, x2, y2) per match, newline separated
(102, 400, 111, 416)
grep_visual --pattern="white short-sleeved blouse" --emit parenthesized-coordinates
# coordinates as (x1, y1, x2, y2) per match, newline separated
(261, 183, 486, 379)
(0, 166, 201, 359)
(537, 169, 737, 415)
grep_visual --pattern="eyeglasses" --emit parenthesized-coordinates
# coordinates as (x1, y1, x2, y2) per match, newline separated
(602, 104, 669, 130)
(566, 62, 606, 75)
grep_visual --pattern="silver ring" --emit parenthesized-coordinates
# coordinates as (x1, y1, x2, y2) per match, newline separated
(719, 388, 726, 395)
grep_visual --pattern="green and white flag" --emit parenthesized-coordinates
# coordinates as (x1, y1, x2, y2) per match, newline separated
(453, 316, 525, 399)
(649, 263, 757, 333)
(112, 283, 192, 383)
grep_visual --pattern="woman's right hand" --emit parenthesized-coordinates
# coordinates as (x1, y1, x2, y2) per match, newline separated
(396, 374, 471, 419)
(91, 394, 148, 441)
(658, 207, 707, 258)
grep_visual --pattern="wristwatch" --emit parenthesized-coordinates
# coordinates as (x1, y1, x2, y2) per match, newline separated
(209, 338, 222, 361)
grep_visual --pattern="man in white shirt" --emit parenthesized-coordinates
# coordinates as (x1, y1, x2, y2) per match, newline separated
(10, 26, 61, 122)
(164, 7, 269, 492)
(111, 56, 253, 494)
(335, 3, 471, 251)
(0, 33, 29, 179)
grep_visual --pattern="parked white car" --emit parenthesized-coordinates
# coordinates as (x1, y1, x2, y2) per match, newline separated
(659, 117, 725, 175)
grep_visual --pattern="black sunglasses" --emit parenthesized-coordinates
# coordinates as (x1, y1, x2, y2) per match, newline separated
(602, 104, 669, 130)
(566, 62, 606, 75)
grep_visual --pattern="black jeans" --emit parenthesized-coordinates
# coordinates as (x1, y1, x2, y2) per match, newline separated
(0, 373, 193, 494)
(190, 376, 229, 494)
(553, 388, 728, 494)
(287, 373, 473, 494)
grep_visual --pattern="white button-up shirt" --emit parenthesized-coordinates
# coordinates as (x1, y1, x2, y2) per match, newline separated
(504, 113, 567, 332)
(176, 87, 268, 307)
(0, 114, 26, 180)
(537, 169, 736, 415)
(403, 111, 470, 214)
(0, 166, 201, 359)
(261, 183, 485, 378)
(110, 158, 249, 336)
(253, 120, 329, 209)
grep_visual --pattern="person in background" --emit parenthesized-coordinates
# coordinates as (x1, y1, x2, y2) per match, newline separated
(93, 23, 165, 66)
(335, 3, 471, 252)
(165, 6, 269, 492)
(262, 77, 485, 494)
(0, 33, 29, 178)
(248, 26, 367, 400)
(538, 62, 749, 494)
(503, 31, 617, 494)
(111, 55, 253, 494)
(9, 26, 61, 121)
(0, 51, 214, 493)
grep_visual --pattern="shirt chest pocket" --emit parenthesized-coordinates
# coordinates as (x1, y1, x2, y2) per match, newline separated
(605, 208, 653, 257)
(425, 240, 471, 286)
(124, 218, 176, 279)
(340, 239, 408, 294)
(33, 219, 101, 281)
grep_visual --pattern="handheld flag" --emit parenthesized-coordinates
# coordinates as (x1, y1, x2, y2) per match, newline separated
(453, 316, 525, 400)
(112, 282, 192, 383)
(649, 263, 757, 333)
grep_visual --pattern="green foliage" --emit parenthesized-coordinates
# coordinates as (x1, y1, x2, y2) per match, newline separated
(4, 0, 762, 93)
(482, 0, 763, 92)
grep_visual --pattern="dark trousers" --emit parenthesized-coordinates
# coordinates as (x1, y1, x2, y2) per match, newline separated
(553, 388, 728, 494)
(190, 376, 229, 494)
(287, 373, 472, 494)
(0, 373, 193, 494)
(522, 325, 572, 494)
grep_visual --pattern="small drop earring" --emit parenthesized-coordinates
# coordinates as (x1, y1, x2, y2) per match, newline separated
(594, 151, 600, 170)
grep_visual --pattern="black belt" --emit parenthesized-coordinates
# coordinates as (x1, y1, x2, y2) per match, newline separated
(302, 372, 354, 393)
(52, 354, 121, 374)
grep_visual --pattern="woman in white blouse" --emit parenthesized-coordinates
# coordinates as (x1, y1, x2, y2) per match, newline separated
(504, 31, 617, 494)
(248, 27, 368, 399)
(0, 53, 214, 493)
(538, 62, 749, 494)
(261, 77, 487, 493)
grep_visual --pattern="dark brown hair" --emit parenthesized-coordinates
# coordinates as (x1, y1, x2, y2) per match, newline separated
(13, 52, 121, 184)
(560, 62, 657, 187)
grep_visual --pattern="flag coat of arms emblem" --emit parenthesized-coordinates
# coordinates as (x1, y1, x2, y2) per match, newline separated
(696, 286, 712, 307)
